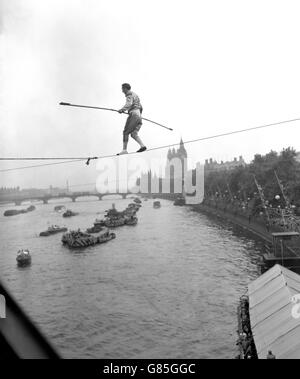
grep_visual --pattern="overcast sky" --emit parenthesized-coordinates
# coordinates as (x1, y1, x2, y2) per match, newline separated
(1, 0, 300, 190)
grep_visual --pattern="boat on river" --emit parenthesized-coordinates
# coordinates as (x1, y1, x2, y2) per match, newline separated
(54, 205, 66, 212)
(86, 219, 105, 233)
(62, 228, 116, 248)
(40, 225, 68, 236)
(16, 250, 32, 266)
(62, 209, 79, 218)
(153, 201, 161, 209)
(133, 197, 142, 204)
(102, 203, 140, 228)
(86, 225, 103, 233)
(4, 205, 36, 217)
(104, 217, 126, 228)
(4, 209, 26, 216)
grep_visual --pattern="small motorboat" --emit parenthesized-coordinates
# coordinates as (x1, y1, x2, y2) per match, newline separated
(153, 201, 161, 209)
(54, 205, 66, 212)
(40, 225, 68, 236)
(133, 198, 142, 204)
(63, 210, 79, 218)
(16, 250, 32, 266)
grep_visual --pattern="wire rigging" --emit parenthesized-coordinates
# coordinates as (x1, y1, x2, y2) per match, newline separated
(0, 116, 299, 173)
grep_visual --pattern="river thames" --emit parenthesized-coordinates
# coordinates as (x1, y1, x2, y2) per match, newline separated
(0, 197, 262, 358)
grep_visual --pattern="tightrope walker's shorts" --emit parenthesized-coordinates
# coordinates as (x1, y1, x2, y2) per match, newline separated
(123, 111, 142, 141)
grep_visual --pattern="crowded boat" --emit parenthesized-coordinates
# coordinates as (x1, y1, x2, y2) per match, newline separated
(40, 225, 68, 236)
(16, 249, 32, 266)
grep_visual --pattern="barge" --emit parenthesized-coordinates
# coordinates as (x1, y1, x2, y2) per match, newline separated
(62, 229, 116, 248)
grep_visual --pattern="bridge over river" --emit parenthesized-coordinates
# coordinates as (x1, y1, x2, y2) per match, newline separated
(0, 191, 152, 206)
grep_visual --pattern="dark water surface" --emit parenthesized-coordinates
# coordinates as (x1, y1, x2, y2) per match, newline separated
(0, 198, 262, 358)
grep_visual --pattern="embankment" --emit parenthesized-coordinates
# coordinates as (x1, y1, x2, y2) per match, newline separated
(190, 202, 273, 243)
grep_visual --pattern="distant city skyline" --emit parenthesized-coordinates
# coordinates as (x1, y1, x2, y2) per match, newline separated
(0, 146, 298, 191)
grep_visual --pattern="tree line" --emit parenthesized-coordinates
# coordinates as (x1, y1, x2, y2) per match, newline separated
(204, 147, 300, 207)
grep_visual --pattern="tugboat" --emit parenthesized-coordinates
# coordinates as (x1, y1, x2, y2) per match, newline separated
(16, 250, 32, 266)
(153, 201, 161, 209)
(39, 225, 68, 237)
(101, 203, 140, 228)
(103, 204, 127, 227)
(86, 225, 103, 233)
(86, 219, 104, 234)
(62, 209, 79, 218)
(62, 228, 116, 248)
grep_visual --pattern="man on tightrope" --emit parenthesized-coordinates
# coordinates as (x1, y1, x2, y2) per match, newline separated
(117, 83, 147, 155)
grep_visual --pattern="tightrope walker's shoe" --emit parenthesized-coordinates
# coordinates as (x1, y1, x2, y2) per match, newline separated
(117, 150, 128, 156)
(136, 146, 147, 153)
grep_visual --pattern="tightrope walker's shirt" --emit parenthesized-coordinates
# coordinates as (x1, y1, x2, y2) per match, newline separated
(121, 91, 142, 114)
